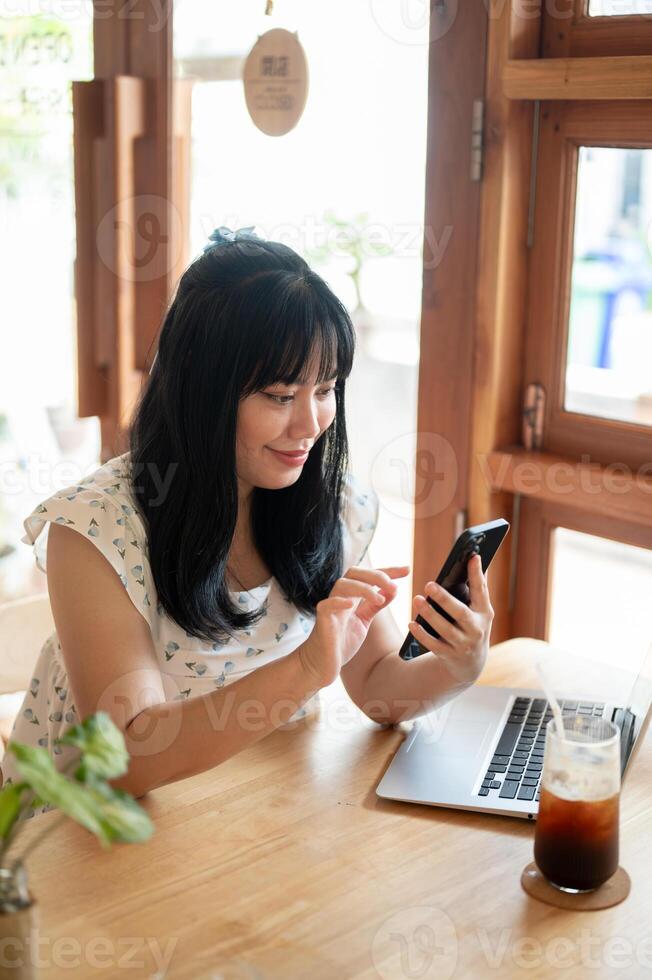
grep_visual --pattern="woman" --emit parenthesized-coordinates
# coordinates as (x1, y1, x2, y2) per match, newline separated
(0, 228, 494, 817)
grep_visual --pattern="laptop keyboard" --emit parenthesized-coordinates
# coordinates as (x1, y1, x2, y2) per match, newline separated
(477, 697, 605, 803)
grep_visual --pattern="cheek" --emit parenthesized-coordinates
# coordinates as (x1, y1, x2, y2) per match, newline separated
(320, 403, 337, 430)
(237, 399, 282, 448)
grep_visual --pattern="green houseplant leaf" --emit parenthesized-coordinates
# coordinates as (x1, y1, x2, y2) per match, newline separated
(0, 784, 27, 839)
(81, 780, 154, 844)
(7, 743, 117, 846)
(56, 711, 129, 779)
(0, 713, 154, 908)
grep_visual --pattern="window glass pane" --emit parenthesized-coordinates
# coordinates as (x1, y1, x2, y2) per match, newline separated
(564, 146, 652, 426)
(173, 1, 428, 626)
(0, 6, 100, 603)
(588, 0, 652, 14)
(549, 528, 652, 672)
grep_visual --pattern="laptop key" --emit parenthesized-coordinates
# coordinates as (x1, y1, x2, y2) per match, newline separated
(495, 724, 522, 757)
(478, 787, 490, 796)
(518, 785, 536, 801)
(490, 781, 501, 789)
(522, 777, 539, 786)
(488, 764, 507, 773)
(499, 780, 520, 799)
(491, 755, 510, 765)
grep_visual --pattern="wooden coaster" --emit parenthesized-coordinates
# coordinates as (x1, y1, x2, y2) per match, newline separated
(521, 862, 631, 910)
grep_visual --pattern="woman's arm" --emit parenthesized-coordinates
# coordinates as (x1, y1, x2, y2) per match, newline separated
(340, 553, 494, 725)
(47, 523, 322, 799)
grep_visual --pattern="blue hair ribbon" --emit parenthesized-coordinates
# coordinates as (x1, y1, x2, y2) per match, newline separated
(202, 225, 260, 253)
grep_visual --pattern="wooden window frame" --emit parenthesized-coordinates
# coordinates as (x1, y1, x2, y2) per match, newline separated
(435, 0, 652, 643)
(542, 0, 652, 57)
(526, 100, 652, 471)
(73, 0, 192, 460)
(513, 496, 652, 637)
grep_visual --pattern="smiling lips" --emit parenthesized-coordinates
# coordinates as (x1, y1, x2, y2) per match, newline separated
(268, 447, 310, 465)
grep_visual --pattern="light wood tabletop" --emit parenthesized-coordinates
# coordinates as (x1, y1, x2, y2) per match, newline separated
(10, 638, 652, 979)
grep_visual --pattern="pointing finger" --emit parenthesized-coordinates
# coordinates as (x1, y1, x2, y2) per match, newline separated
(468, 554, 491, 614)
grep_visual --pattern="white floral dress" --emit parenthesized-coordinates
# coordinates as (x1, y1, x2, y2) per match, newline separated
(0, 453, 379, 819)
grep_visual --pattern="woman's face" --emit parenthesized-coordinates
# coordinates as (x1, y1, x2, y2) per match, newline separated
(236, 362, 338, 494)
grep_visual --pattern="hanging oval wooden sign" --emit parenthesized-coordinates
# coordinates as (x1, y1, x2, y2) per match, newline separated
(243, 28, 309, 137)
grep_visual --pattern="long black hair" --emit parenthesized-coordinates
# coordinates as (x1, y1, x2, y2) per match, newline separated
(128, 237, 356, 643)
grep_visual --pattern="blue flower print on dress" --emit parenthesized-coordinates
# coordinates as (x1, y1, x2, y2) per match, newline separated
(164, 642, 180, 661)
(274, 623, 289, 643)
(5, 454, 379, 817)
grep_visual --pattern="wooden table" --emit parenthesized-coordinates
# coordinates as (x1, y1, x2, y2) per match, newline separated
(11, 639, 652, 979)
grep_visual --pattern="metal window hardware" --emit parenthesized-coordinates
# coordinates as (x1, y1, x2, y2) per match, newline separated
(471, 99, 484, 182)
(522, 382, 545, 451)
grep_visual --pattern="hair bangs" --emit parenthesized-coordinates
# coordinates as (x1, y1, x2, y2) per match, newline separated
(240, 276, 355, 397)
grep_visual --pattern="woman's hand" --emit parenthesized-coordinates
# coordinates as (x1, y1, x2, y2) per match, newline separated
(407, 554, 494, 685)
(298, 564, 410, 688)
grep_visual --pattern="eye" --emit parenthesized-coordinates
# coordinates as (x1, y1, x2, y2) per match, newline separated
(264, 386, 336, 405)
(266, 394, 294, 405)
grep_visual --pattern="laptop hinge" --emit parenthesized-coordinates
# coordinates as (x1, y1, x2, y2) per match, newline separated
(611, 707, 636, 775)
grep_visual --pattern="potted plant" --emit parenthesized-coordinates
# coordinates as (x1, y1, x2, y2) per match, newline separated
(305, 209, 393, 351)
(0, 712, 154, 976)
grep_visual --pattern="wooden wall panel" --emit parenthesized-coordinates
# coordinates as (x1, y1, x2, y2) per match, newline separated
(466, 5, 542, 642)
(414, 4, 488, 599)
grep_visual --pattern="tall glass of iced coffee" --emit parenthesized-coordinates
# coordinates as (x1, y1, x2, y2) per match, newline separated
(534, 715, 621, 893)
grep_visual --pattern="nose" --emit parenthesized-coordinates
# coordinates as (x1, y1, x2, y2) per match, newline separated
(287, 395, 323, 443)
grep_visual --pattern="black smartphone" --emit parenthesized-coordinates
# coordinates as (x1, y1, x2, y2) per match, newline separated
(398, 518, 510, 661)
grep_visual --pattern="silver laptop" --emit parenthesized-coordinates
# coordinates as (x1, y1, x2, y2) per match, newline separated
(376, 643, 652, 820)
